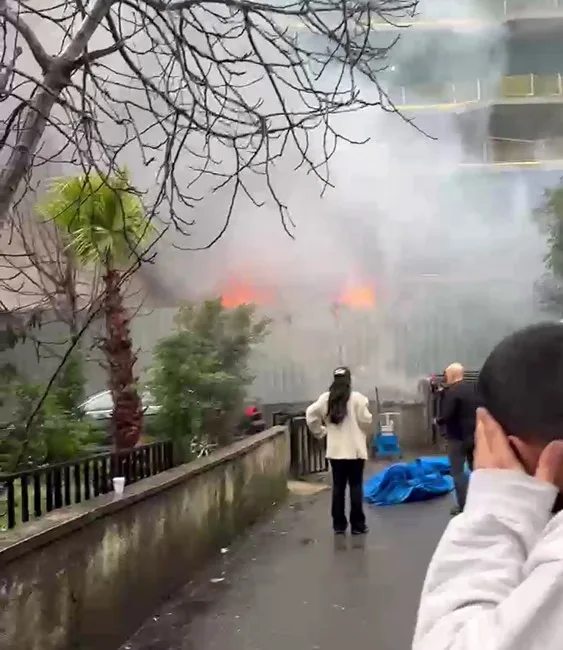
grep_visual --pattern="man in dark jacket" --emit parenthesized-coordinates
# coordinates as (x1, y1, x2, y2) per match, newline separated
(438, 362, 479, 514)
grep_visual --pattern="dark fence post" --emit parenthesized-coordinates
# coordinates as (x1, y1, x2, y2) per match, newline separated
(33, 474, 41, 518)
(45, 471, 54, 512)
(100, 457, 108, 493)
(93, 460, 101, 497)
(287, 416, 327, 479)
(300, 419, 309, 474)
(20, 474, 29, 523)
(6, 478, 16, 529)
(289, 418, 300, 477)
(74, 463, 82, 502)
(165, 440, 174, 469)
(84, 461, 91, 500)
(53, 468, 63, 509)
(64, 466, 72, 505)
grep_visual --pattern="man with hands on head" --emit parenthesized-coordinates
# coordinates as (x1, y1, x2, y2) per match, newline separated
(413, 323, 563, 650)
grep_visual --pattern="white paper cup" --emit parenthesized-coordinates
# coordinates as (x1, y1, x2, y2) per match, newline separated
(112, 476, 125, 496)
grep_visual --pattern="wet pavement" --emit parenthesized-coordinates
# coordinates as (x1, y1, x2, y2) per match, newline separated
(122, 478, 451, 650)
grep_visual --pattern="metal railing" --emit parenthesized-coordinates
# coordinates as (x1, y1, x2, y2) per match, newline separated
(0, 440, 174, 530)
(288, 416, 328, 477)
(272, 411, 328, 476)
(390, 74, 563, 110)
(479, 136, 563, 163)
(501, 0, 563, 15)
(369, 0, 563, 25)
(286, 1, 563, 36)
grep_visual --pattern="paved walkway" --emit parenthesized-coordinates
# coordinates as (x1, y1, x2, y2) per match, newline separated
(123, 475, 451, 650)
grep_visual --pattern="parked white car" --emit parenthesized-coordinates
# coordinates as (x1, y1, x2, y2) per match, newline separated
(80, 390, 160, 423)
(80, 390, 221, 457)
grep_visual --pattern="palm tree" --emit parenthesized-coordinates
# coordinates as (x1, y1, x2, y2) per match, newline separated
(37, 168, 153, 449)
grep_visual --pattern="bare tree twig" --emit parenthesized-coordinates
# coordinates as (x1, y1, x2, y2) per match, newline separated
(0, 4, 51, 71)
(0, 202, 103, 336)
(0, 0, 418, 243)
(0, 43, 21, 96)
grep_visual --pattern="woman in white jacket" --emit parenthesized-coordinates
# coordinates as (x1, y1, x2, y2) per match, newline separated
(306, 367, 373, 535)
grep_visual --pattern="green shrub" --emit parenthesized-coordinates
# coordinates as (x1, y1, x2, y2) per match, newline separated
(53, 352, 86, 416)
(148, 299, 270, 461)
(0, 353, 98, 471)
(6, 382, 99, 467)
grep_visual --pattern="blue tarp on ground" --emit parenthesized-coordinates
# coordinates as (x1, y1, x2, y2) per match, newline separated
(364, 456, 455, 506)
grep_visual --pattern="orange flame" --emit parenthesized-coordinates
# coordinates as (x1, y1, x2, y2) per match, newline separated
(337, 284, 376, 309)
(220, 279, 272, 308)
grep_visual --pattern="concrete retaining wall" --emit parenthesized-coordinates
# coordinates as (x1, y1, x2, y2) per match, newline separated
(0, 427, 289, 650)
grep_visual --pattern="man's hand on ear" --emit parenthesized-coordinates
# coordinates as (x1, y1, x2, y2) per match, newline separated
(536, 440, 563, 490)
(474, 407, 524, 472)
(475, 407, 563, 490)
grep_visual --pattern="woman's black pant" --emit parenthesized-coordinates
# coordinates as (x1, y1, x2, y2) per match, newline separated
(329, 459, 366, 532)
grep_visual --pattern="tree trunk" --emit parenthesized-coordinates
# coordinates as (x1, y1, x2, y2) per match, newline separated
(0, 0, 114, 224)
(0, 72, 63, 225)
(103, 269, 142, 449)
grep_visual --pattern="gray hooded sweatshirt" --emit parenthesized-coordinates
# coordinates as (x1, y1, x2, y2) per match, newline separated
(413, 469, 563, 650)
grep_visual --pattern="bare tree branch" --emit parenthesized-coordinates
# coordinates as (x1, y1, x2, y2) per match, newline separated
(0, 43, 21, 96)
(0, 0, 418, 242)
(0, 205, 102, 330)
(0, 3, 51, 70)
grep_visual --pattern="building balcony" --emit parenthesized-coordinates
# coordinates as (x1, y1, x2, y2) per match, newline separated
(369, 0, 563, 29)
(501, 0, 563, 19)
(388, 73, 563, 112)
(388, 74, 563, 141)
(465, 136, 563, 167)
(383, 136, 563, 171)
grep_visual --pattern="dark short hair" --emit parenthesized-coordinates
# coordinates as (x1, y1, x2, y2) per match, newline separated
(478, 322, 563, 443)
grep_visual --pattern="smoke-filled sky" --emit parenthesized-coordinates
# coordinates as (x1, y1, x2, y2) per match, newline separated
(3, 0, 559, 401)
(137, 0, 554, 400)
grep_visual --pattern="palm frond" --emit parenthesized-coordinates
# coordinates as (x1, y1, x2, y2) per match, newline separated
(36, 168, 154, 268)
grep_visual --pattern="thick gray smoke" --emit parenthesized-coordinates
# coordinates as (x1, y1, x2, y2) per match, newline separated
(1, 0, 552, 402)
(142, 0, 549, 402)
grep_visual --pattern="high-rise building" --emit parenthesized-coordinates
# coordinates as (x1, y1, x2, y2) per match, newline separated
(362, 0, 563, 364)
(381, 0, 563, 169)
(242, 2, 563, 399)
